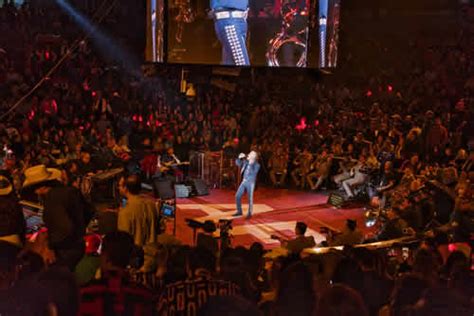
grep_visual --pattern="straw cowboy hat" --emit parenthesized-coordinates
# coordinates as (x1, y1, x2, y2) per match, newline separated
(23, 165, 62, 188)
(0, 175, 13, 196)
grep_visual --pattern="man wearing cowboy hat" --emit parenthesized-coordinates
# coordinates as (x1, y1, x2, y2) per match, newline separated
(23, 165, 87, 270)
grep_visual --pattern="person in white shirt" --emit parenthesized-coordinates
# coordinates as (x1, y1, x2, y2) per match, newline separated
(342, 154, 370, 198)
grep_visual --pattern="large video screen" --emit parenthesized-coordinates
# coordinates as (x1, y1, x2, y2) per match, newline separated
(146, 0, 341, 68)
(146, 0, 165, 63)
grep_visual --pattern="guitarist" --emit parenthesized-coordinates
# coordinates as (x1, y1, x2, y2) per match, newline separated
(161, 147, 186, 180)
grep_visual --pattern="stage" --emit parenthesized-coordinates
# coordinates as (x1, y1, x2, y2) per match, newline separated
(174, 188, 373, 249)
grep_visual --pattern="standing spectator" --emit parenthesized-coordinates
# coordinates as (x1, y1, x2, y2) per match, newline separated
(0, 172, 25, 247)
(118, 174, 157, 247)
(23, 165, 86, 270)
(117, 174, 158, 271)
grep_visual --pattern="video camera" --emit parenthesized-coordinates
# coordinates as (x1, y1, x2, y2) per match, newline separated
(218, 219, 233, 236)
(185, 218, 233, 236)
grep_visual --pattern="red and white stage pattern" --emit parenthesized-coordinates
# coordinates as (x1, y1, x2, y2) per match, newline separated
(174, 188, 372, 249)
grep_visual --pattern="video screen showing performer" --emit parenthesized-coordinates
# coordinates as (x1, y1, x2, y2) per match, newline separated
(146, 0, 165, 62)
(166, 0, 314, 67)
(316, 0, 340, 68)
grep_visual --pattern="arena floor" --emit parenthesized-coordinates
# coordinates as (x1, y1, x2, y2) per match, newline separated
(174, 188, 374, 249)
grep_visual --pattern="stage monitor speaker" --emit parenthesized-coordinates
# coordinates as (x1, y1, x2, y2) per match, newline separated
(327, 192, 346, 208)
(190, 178, 209, 196)
(153, 179, 175, 200)
(175, 184, 190, 198)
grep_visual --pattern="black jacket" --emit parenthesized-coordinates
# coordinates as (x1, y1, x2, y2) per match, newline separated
(43, 186, 86, 250)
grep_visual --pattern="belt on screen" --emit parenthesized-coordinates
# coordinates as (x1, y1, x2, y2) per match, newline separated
(214, 10, 247, 20)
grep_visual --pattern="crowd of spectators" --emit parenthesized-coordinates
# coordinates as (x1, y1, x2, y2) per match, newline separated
(0, 1, 472, 315)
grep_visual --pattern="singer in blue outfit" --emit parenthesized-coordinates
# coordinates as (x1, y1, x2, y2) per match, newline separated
(234, 151, 260, 219)
(211, 0, 250, 66)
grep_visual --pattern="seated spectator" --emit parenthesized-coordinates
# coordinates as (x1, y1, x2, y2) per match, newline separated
(196, 220, 219, 256)
(330, 219, 363, 246)
(341, 154, 370, 199)
(273, 261, 316, 316)
(376, 207, 409, 241)
(413, 286, 472, 316)
(307, 148, 333, 191)
(198, 296, 261, 316)
(157, 247, 240, 315)
(314, 284, 369, 316)
(220, 249, 260, 302)
(378, 273, 429, 316)
(78, 231, 155, 316)
(268, 146, 288, 187)
(278, 222, 316, 254)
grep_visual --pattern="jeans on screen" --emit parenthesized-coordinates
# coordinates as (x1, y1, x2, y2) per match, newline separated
(214, 17, 250, 66)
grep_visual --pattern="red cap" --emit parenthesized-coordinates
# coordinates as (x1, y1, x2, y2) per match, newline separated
(84, 234, 102, 255)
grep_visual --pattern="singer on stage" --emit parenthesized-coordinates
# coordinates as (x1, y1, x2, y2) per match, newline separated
(234, 151, 260, 219)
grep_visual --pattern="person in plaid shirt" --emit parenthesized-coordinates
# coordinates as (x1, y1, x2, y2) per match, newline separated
(78, 231, 156, 316)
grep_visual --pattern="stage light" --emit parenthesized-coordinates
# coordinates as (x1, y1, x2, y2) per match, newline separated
(387, 85, 393, 93)
(366, 90, 373, 97)
(28, 110, 35, 120)
(186, 84, 196, 98)
(296, 117, 307, 131)
(54, 0, 140, 76)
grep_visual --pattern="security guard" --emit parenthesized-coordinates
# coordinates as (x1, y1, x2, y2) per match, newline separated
(211, 0, 250, 65)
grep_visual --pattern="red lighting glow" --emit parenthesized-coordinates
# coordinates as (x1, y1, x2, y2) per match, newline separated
(366, 90, 373, 97)
(296, 117, 307, 131)
(387, 85, 393, 93)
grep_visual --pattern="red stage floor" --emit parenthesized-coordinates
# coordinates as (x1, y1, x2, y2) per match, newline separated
(174, 188, 371, 249)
